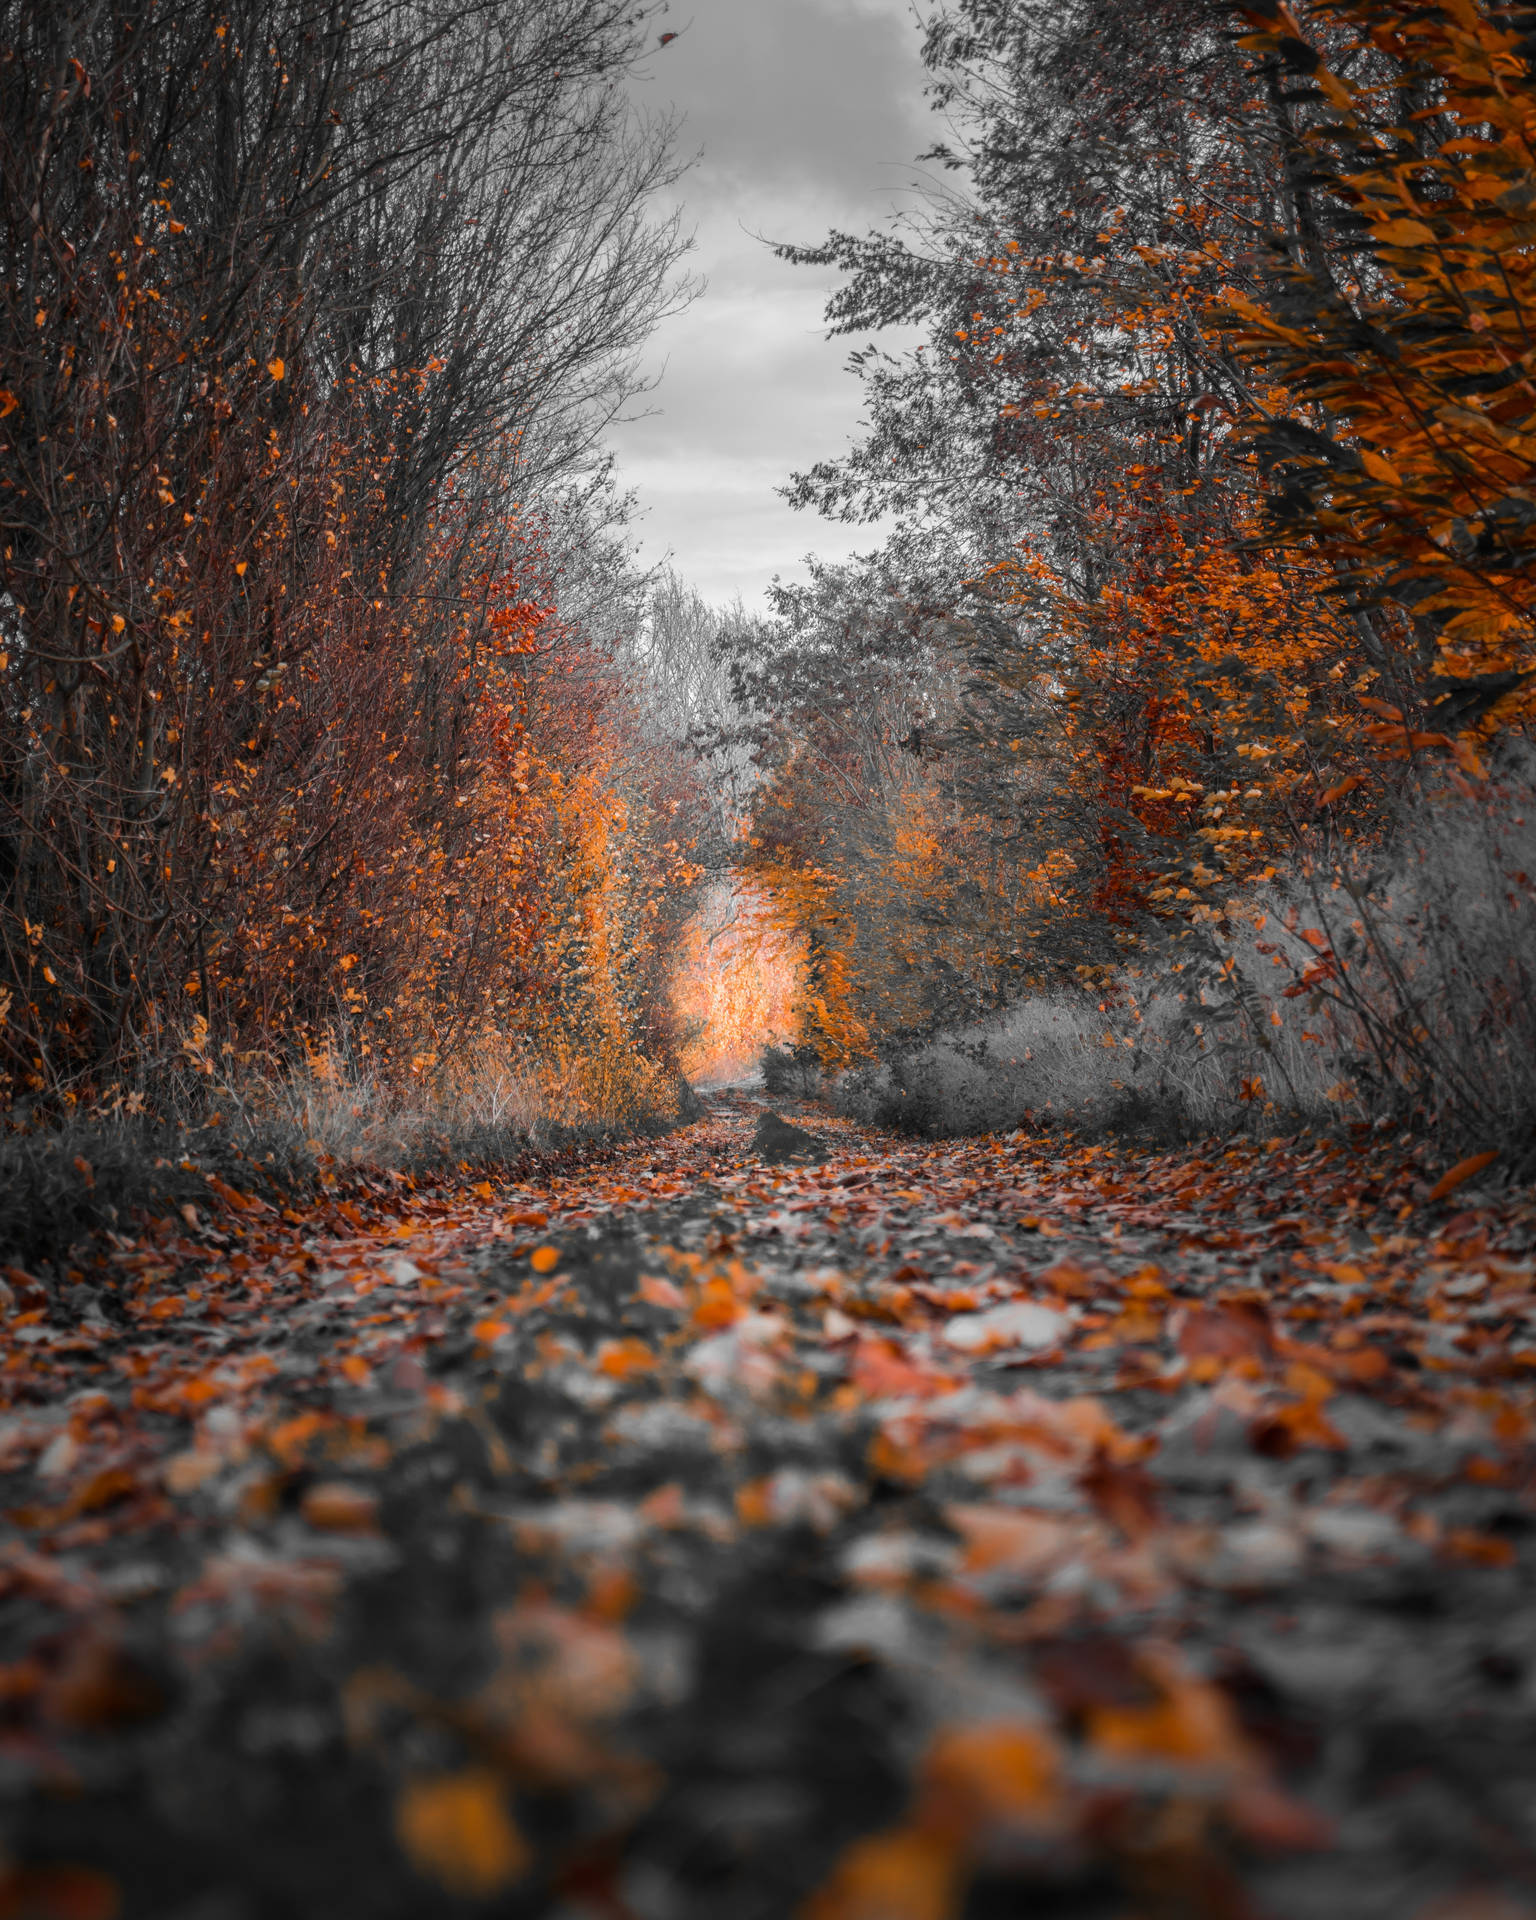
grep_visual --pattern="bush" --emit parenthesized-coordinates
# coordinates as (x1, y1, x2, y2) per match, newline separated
(760, 1043, 824, 1099)
(830, 755, 1536, 1165)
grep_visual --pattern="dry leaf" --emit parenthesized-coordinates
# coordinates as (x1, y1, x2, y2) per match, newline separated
(394, 1770, 528, 1896)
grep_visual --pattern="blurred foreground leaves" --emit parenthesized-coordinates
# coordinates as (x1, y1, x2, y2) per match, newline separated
(0, 1095, 1533, 1917)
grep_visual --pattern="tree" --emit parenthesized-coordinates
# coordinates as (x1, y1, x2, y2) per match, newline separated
(0, 0, 698, 1107)
(746, 0, 1530, 1076)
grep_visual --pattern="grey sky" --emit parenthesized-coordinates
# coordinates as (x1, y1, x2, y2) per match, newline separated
(611, 0, 935, 611)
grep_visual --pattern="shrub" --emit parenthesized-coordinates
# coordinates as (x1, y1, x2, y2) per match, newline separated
(831, 756, 1536, 1165)
(760, 1044, 825, 1099)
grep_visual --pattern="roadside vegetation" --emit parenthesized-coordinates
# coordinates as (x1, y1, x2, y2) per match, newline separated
(716, 0, 1536, 1166)
(0, 0, 737, 1259)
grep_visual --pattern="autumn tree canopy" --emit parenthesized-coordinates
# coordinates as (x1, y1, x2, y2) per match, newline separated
(1, 0, 700, 1116)
(719, 0, 1536, 1070)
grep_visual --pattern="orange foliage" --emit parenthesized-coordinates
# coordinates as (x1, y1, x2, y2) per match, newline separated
(0, 0, 699, 1124)
(669, 883, 804, 1086)
(1222, 0, 1536, 721)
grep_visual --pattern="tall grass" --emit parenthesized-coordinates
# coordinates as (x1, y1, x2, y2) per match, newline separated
(0, 1027, 692, 1274)
(832, 755, 1536, 1163)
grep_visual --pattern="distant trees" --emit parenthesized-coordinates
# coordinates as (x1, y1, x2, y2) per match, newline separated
(0, 0, 698, 1112)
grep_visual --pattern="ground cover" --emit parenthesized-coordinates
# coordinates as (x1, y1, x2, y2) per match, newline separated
(0, 1093, 1532, 1920)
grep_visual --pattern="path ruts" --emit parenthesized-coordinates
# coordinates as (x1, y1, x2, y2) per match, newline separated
(1, 1092, 1533, 1920)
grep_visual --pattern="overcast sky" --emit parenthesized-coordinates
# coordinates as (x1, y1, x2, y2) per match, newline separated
(609, 0, 935, 612)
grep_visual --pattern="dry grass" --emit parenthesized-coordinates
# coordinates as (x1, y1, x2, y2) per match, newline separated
(833, 752, 1536, 1163)
(0, 1029, 693, 1275)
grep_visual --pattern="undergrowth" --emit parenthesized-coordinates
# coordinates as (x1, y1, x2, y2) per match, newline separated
(831, 759, 1536, 1168)
(0, 1044, 698, 1277)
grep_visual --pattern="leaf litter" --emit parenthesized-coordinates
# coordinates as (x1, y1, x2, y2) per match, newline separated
(1, 1093, 1534, 1919)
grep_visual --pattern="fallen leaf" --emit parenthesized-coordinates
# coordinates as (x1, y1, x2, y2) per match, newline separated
(1427, 1152, 1499, 1203)
(798, 1825, 963, 1920)
(941, 1299, 1067, 1353)
(919, 1721, 1066, 1836)
(301, 1483, 380, 1533)
(394, 1770, 528, 1897)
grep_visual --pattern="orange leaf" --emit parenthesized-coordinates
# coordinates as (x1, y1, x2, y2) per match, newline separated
(946, 1504, 1070, 1578)
(867, 1428, 927, 1486)
(1250, 1398, 1345, 1456)
(1176, 1300, 1273, 1367)
(1442, 1528, 1516, 1568)
(1358, 449, 1402, 486)
(692, 1275, 742, 1330)
(395, 1770, 528, 1897)
(851, 1336, 950, 1399)
(267, 357, 285, 382)
(639, 1482, 687, 1527)
(62, 1468, 138, 1519)
(1080, 1453, 1161, 1540)
(267, 1411, 332, 1466)
(528, 1245, 560, 1273)
(735, 1477, 774, 1526)
(1372, 217, 1437, 245)
(919, 1721, 1064, 1836)
(1225, 1781, 1335, 1851)
(1087, 1651, 1251, 1771)
(1427, 1151, 1498, 1202)
(596, 1337, 656, 1379)
(798, 1825, 963, 1920)
(206, 1173, 257, 1211)
(300, 1482, 379, 1533)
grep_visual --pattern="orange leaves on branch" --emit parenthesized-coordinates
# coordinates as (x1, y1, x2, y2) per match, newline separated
(1219, 1, 1536, 717)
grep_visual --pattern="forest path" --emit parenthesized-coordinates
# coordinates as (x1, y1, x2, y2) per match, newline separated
(2, 1093, 1534, 1919)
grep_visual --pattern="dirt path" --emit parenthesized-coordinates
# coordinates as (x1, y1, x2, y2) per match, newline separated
(2, 1093, 1534, 1920)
